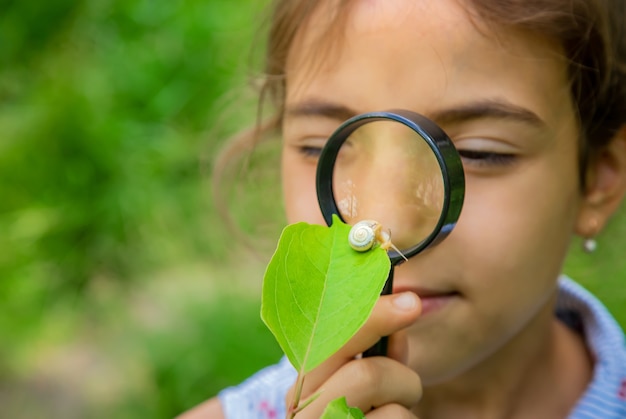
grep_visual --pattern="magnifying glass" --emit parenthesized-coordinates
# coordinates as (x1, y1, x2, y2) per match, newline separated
(315, 110, 465, 357)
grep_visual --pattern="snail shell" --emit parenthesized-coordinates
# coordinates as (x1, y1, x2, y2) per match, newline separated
(348, 220, 380, 252)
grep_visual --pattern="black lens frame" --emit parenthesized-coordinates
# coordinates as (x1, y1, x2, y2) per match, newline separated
(316, 110, 465, 265)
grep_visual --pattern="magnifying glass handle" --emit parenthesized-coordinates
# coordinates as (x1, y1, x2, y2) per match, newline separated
(363, 336, 388, 358)
(363, 265, 395, 357)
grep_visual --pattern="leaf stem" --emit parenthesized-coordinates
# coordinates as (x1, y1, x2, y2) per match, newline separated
(287, 372, 305, 418)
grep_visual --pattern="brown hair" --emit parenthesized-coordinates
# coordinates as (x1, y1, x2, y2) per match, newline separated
(213, 0, 626, 228)
(260, 0, 626, 148)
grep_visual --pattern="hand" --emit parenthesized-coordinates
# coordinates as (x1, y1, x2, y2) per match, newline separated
(285, 292, 423, 418)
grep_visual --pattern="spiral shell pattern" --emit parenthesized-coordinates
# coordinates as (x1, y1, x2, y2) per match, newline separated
(348, 220, 379, 252)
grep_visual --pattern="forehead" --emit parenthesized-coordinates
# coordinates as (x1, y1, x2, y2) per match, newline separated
(285, 0, 569, 121)
(349, 0, 466, 35)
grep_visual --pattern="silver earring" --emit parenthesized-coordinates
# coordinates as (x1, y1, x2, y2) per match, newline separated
(583, 237, 597, 253)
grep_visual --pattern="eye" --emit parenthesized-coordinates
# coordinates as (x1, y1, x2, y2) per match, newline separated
(453, 136, 519, 169)
(298, 144, 324, 159)
(457, 149, 517, 167)
(293, 136, 353, 162)
(289, 136, 328, 163)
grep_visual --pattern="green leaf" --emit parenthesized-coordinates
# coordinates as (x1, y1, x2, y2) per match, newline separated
(261, 215, 390, 374)
(321, 397, 366, 419)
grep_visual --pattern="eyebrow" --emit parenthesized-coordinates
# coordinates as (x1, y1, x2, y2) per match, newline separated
(285, 100, 358, 122)
(429, 99, 546, 128)
(285, 98, 546, 127)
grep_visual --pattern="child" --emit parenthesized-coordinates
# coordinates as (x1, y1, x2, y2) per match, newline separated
(181, 0, 626, 417)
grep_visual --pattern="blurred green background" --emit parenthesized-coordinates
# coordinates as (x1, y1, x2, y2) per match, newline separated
(0, 0, 624, 417)
(0, 0, 285, 417)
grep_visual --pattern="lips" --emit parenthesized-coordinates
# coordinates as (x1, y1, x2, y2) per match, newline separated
(393, 286, 458, 298)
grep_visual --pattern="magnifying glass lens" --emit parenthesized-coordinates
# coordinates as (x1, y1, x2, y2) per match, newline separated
(333, 120, 445, 251)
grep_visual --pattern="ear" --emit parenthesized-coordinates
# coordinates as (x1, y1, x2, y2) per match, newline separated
(575, 125, 626, 238)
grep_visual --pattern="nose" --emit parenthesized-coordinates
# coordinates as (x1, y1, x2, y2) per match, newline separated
(333, 121, 444, 251)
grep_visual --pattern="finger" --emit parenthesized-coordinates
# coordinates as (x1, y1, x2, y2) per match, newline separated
(343, 292, 421, 358)
(297, 357, 422, 418)
(366, 403, 419, 419)
(387, 329, 409, 364)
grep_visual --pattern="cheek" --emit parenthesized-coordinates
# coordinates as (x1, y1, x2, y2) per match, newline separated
(460, 175, 579, 274)
(411, 174, 582, 380)
(281, 150, 326, 225)
(453, 159, 582, 307)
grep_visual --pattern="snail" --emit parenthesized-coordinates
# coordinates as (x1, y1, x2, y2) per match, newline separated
(348, 220, 407, 260)
(348, 220, 381, 251)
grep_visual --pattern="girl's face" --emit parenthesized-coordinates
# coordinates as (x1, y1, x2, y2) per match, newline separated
(281, 0, 586, 384)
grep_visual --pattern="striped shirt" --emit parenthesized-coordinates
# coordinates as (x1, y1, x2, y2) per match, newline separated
(219, 276, 626, 418)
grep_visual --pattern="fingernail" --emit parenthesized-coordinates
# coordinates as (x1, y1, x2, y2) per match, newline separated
(393, 292, 418, 310)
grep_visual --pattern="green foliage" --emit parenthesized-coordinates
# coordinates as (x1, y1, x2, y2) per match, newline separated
(262, 215, 390, 375)
(321, 397, 366, 419)
(261, 215, 389, 417)
(0, 0, 269, 364)
(127, 290, 282, 418)
(0, 0, 280, 416)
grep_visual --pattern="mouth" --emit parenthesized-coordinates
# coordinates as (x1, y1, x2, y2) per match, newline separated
(392, 286, 460, 315)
